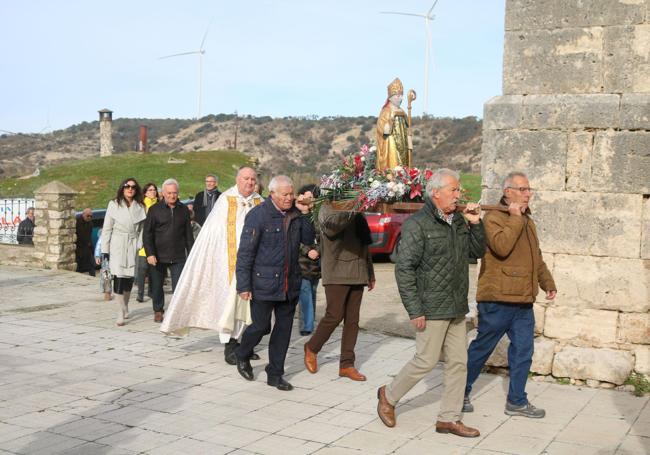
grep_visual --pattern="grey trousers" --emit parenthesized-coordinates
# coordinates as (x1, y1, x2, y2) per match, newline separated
(385, 317, 468, 422)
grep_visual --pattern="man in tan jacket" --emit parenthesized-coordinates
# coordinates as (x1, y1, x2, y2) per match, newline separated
(464, 171, 556, 419)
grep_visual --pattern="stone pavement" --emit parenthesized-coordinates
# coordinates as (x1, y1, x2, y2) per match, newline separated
(0, 264, 647, 455)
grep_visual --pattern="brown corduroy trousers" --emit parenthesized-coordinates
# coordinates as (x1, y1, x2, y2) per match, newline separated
(306, 284, 364, 368)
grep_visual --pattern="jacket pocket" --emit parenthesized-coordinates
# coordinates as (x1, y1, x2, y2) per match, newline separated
(500, 266, 530, 295)
(425, 232, 448, 256)
(252, 266, 281, 295)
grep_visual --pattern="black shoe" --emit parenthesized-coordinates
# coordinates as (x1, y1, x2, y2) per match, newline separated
(236, 359, 254, 381)
(267, 376, 293, 391)
(224, 338, 239, 364)
(225, 351, 237, 366)
(300, 331, 312, 336)
(136, 297, 144, 303)
(250, 352, 260, 360)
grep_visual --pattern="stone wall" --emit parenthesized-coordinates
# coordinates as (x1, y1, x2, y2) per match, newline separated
(479, 0, 650, 385)
(0, 181, 78, 271)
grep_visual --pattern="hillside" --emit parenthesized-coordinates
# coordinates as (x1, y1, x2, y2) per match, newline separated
(0, 150, 251, 210)
(0, 115, 482, 179)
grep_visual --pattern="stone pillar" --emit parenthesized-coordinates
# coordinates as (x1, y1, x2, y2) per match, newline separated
(33, 181, 77, 271)
(99, 108, 113, 156)
(480, 0, 650, 384)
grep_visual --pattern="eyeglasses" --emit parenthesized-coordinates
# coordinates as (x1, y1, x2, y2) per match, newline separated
(508, 186, 533, 193)
(123, 184, 137, 190)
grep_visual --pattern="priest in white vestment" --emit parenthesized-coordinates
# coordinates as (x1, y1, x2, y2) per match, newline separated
(160, 167, 262, 362)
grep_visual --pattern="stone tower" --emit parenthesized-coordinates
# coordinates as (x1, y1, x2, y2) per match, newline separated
(480, 0, 650, 384)
(98, 108, 113, 157)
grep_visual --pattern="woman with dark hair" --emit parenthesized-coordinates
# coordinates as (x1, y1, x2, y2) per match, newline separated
(101, 178, 146, 326)
(135, 183, 158, 302)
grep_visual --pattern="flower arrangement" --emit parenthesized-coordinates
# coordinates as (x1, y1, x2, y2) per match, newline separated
(318, 144, 433, 212)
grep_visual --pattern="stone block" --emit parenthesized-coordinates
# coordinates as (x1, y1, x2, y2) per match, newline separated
(604, 25, 650, 93)
(566, 131, 593, 191)
(620, 93, 650, 129)
(531, 191, 642, 258)
(552, 255, 650, 312)
(641, 199, 650, 259)
(544, 306, 618, 344)
(483, 95, 524, 129)
(531, 337, 555, 375)
(521, 94, 620, 129)
(34, 200, 48, 210)
(618, 313, 650, 344)
(481, 130, 566, 190)
(33, 226, 48, 236)
(505, 0, 647, 31)
(634, 346, 650, 375)
(533, 303, 546, 335)
(552, 346, 634, 384)
(592, 131, 650, 194)
(486, 335, 510, 368)
(504, 27, 603, 94)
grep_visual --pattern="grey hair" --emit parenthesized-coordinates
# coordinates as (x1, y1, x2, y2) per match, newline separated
(425, 168, 460, 198)
(205, 174, 218, 182)
(162, 178, 179, 191)
(502, 171, 528, 190)
(268, 175, 293, 193)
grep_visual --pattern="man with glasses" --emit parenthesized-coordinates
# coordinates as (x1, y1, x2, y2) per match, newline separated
(193, 174, 221, 226)
(463, 171, 557, 419)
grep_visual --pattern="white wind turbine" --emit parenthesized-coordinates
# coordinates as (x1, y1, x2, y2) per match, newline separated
(381, 0, 440, 115)
(159, 23, 211, 119)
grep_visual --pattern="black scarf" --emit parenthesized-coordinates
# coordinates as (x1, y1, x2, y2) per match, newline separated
(355, 214, 373, 245)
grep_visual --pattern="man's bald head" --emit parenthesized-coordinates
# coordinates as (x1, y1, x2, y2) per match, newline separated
(236, 167, 257, 197)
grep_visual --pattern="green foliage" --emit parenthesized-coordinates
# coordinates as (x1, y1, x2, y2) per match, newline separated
(556, 377, 571, 385)
(0, 150, 249, 210)
(625, 373, 650, 397)
(460, 173, 481, 203)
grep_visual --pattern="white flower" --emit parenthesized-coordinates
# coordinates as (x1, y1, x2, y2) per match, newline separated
(361, 156, 365, 161)
(370, 180, 380, 189)
(393, 165, 403, 172)
(369, 146, 377, 153)
(386, 181, 395, 190)
(388, 191, 395, 198)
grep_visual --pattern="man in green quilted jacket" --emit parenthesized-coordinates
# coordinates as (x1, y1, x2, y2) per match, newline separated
(377, 168, 485, 438)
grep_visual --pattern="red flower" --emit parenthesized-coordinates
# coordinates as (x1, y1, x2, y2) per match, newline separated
(409, 167, 419, 180)
(425, 169, 433, 180)
(409, 183, 422, 199)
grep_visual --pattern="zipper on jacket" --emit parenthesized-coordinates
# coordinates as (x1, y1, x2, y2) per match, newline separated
(524, 217, 535, 298)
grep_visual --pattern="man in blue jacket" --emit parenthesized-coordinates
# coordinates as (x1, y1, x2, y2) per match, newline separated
(235, 175, 315, 391)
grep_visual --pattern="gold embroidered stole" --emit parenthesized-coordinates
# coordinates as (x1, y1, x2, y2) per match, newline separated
(226, 196, 261, 283)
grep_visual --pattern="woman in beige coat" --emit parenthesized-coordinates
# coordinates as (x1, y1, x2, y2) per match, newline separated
(101, 178, 146, 326)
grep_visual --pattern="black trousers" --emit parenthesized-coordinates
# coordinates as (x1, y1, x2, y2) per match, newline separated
(148, 262, 184, 312)
(236, 297, 297, 379)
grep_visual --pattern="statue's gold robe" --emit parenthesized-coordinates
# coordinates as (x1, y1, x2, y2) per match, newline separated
(376, 106, 410, 171)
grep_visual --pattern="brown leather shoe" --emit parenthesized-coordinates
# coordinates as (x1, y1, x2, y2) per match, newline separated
(377, 386, 396, 427)
(339, 367, 367, 381)
(154, 311, 163, 323)
(435, 420, 480, 438)
(304, 343, 318, 374)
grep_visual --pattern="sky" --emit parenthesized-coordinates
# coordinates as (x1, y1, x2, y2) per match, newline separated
(0, 0, 505, 134)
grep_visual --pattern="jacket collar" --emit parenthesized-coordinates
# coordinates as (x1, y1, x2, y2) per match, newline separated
(424, 198, 458, 225)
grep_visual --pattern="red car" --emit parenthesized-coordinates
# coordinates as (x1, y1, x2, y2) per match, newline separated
(364, 211, 413, 263)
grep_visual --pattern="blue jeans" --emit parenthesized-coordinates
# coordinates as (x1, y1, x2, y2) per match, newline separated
(299, 278, 319, 332)
(465, 302, 535, 406)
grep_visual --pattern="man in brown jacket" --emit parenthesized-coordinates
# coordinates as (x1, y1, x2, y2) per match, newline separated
(464, 171, 556, 419)
(303, 203, 375, 381)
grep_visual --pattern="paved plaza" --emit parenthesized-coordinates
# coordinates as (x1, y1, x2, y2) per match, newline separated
(0, 264, 647, 455)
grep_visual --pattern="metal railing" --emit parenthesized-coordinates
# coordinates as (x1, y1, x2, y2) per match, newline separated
(0, 198, 35, 244)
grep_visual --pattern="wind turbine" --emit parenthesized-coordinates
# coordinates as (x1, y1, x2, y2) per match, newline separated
(381, 0, 440, 115)
(159, 22, 211, 119)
